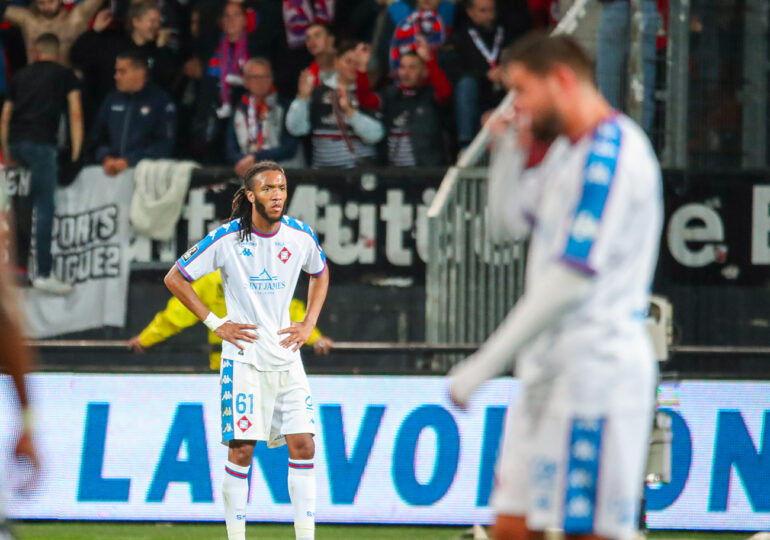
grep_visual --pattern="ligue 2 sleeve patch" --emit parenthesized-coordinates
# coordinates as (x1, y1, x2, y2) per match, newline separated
(181, 245, 199, 262)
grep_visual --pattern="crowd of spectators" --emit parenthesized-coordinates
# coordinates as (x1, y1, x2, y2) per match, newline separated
(0, 0, 549, 174)
(0, 0, 677, 292)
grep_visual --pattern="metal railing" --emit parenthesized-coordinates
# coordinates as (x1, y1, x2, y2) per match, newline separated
(425, 0, 591, 360)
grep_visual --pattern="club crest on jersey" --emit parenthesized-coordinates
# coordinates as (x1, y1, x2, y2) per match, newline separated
(278, 247, 292, 263)
(181, 245, 198, 262)
(237, 416, 252, 432)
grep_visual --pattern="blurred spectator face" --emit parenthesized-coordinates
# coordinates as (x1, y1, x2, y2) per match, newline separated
(244, 61, 273, 99)
(221, 3, 247, 40)
(416, 0, 440, 10)
(190, 10, 200, 39)
(35, 0, 60, 18)
(115, 58, 147, 93)
(335, 50, 358, 82)
(132, 8, 161, 43)
(306, 25, 333, 57)
(467, 0, 496, 29)
(398, 54, 425, 88)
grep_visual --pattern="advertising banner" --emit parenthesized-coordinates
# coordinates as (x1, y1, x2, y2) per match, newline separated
(17, 166, 134, 338)
(2, 375, 770, 530)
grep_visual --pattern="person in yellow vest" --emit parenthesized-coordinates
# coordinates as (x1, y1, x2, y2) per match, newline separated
(128, 269, 333, 370)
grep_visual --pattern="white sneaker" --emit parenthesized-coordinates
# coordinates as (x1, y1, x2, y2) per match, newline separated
(32, 275, 74, 295)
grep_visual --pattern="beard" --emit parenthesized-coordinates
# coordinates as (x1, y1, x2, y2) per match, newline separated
(254, 198, 285, 224)
(531, 107, 564, 143)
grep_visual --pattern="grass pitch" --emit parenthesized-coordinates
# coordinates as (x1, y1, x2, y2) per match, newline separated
(11, 523, 759, 540)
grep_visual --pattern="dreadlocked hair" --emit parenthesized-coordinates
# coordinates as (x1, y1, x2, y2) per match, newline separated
(230, 160, 285, 241)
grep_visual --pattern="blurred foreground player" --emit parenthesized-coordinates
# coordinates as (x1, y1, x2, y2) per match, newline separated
(164, 161, 328, 540)
(449, 34, 662, 540)
(0, 182, 38, 538)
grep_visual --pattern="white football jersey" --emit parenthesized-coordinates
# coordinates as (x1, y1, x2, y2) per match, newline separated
(176, 215, 327, 370)
(511, 115, 663, 411)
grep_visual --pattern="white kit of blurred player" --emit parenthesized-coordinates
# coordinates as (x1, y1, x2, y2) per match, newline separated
(165, 161, 329, 540)
(450, 34, 663, 540)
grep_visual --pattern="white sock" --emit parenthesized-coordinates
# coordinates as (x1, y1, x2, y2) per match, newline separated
(288, 458, 316, 540)
(223, 461, 250, 540)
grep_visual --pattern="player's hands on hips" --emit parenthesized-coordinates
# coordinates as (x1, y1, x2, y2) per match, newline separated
(278, 320, 314, 352)
(215, 322, 258, 350)
(127, 335, 145, 353)
(312, 336, 334, 355)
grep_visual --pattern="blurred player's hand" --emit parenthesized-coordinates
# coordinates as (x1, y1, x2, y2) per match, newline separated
(14, 429, 40, 495)
(278, 320, 314, 352)
(128, 335, 145, 353)
(15, 431, 37, 467)
(215, 322, 258, 350)
(312, 336, 333, 355)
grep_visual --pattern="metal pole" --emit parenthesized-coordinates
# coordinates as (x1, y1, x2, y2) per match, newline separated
(742, 0, 768, 168)
(662, 0, 690, 168)
(627, 0, 645, 126)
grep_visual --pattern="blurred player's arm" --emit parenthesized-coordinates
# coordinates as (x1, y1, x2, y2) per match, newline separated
(449, 264, 591, 406)
(279, 269, 329, 352)
(0, 202, 37, 467)
(164, 265, 257, 350)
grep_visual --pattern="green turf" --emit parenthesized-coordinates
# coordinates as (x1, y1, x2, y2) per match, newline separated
(13, 522, 462, 540)
(10, 523, 759, 540)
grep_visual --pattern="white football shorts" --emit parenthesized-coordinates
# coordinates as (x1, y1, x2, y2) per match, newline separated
(492, 395, 653, 540)
(220, 358, 316, 448)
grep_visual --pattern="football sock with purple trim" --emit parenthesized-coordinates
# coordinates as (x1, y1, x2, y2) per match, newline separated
(288, 459, 315, 540)
(223, 461, 250, 540)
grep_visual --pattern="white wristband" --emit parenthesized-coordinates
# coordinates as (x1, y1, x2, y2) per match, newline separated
(203, 312, 228, 332)
(21, 406, 34, 432)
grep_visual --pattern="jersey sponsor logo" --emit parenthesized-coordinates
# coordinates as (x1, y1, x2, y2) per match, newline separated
(572, 439, 597, 461)
(570, 211, 599, 243)
(222, 375, 232, 384)
(305, 396, 313, 410)
(237, 416, 252, 432)
(568, 469, 593, 489)
(592, 140, 618, 159)
(222, 407, 232, 417)
(278, 247, 292, 263)
(223, 423, 233, 433)
(566, 494, 593, 519)
(222, 391, 232, 401)
(241, 248, 253, 257)
(222, 359, 231, 368)
(248, 269, 286, 292)
(585, 162, 612, 185)
(181, 245, 199, 262)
